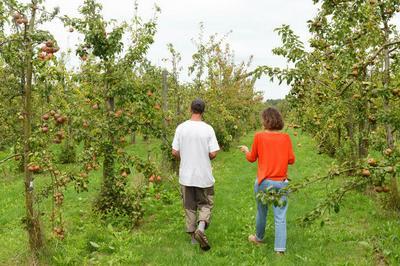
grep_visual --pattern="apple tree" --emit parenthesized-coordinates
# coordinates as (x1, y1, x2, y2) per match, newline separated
(188, 28, 264, 149)
(252, 0, 400, 224)
(0, 0, 76, 260)
(64, 0, 161, 224)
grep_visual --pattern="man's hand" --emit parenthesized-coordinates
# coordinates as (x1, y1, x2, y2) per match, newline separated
(172, 149, 180, 159)
(209, 151, 218, 160)
(238, 145, 249, 153)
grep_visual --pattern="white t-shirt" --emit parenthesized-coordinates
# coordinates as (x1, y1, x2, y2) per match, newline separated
(172, 120, 220, 188)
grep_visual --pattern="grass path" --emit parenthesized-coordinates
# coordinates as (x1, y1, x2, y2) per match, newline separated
(1, 130, 399, 265)
(132, 131, 380, 265)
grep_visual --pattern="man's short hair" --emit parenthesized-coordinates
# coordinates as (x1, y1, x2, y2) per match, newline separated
(191, 98, 205, 114)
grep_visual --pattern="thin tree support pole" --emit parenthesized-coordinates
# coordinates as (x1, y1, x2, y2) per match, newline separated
(162, 69, 169, 128)
(161, 70, 176, 172)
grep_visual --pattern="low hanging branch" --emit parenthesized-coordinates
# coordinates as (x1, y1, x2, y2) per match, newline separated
(299, 176, 369, 226)
(257, 161, 397, 225)
(0, 153, 21, 165)
(257, 165, 359, 204)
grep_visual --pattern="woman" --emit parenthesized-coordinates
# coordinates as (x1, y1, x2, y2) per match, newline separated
(239, 107, 295, 255)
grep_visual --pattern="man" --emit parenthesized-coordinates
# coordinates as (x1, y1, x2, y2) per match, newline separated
(172, 98, 220, 251)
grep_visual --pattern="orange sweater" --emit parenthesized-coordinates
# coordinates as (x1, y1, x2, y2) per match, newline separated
(246, 131, 295, 184)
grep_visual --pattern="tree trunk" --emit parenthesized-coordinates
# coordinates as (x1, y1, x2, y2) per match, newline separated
(345, 112, 357, 174)
(382, 18, 399, 209)
(358, 119, 369, 159)
(96, 73, 117, 212)
(358, 68, 370, 159)
(58, 117, 76, 164)
(23, 3, 43, 261)
(102, 96, 115, 185)
(131, 131, 136, 144)
(337, 127, 341, 148)
(382, 23, 394, 149)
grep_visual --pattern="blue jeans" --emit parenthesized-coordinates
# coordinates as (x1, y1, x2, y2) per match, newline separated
(254, 178, 288, 252)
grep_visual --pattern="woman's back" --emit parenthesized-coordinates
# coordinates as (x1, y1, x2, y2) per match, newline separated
(240, 107, 295, 254)
(246, 131, 295, 184)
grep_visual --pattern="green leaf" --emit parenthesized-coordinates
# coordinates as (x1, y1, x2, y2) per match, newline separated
(107, 223, 114, 233)
(358, 241, 370, 248)
(89, 241, 100, 249)
(333, 203, 340, 213)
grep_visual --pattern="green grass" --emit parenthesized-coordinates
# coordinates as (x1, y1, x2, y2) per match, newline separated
(0, 131, 399, 265)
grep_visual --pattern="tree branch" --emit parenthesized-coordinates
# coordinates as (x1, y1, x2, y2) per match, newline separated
(364, 41, 400, 65)
(0, 154, 21, 165)
(338, 80, 354, 96)
(337, 41, 400, 96)
(0, 38, 20, 47)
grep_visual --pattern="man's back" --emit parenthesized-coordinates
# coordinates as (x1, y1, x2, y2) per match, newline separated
(171, 98, 219, 251)
(172, 120, 219, 188)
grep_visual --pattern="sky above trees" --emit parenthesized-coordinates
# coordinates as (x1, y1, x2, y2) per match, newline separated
(38, 0, 318, 99)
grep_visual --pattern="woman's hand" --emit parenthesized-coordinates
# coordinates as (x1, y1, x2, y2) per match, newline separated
(238, 145, 249, 153)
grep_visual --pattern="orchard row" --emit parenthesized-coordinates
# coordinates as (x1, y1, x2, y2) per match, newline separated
(0, 0, 263, 260)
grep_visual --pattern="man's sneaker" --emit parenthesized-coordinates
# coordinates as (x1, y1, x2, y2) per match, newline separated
(194, 229, 211, 251)
(248, 235, 264, 245)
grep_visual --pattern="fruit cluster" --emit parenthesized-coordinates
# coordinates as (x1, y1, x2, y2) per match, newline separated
(12, 11, 28, 25)
(392, 88, 400, 97)
(361, 148, 397, 193)
(53, 227, 65, 240)
(28, 164, 41, 173)
(41, 111, 68, 143)
(38, 40, 60, 61)
(149, 175, 162, 183)
(53, 192, 64, 205)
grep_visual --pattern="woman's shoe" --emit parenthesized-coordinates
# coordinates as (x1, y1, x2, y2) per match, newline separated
(248, 235, 264, 245)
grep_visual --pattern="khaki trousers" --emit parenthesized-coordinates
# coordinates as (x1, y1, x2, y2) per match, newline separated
(181, 185, 214, 233)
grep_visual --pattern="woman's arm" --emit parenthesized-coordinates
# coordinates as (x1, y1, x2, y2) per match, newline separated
(239, 134, 258, 162)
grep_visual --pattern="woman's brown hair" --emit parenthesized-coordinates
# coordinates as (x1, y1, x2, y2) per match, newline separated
(262, 107, 284, 130)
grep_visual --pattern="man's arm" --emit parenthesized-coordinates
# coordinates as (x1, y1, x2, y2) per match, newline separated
(172, 126, 180, 159)
(172, 149, 180, 159)
(208, 127, 220, 161)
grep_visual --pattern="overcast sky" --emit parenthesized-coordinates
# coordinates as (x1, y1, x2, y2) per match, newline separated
(38, 0, 318, 99)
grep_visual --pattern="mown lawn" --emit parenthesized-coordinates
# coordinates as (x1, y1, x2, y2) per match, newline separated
(0, 130, 399, 265)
